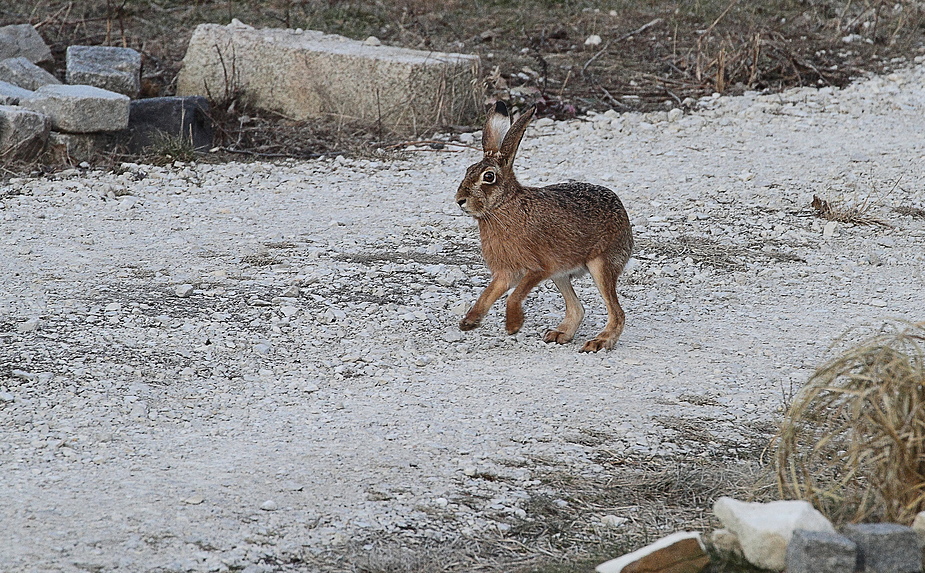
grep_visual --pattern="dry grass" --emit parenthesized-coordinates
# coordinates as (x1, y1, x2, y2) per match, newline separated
(635, 235, 803, 272)
(775, 321, 925, 524)
(811, 194, 891, 227)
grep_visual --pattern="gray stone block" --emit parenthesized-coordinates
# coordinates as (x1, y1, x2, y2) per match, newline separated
(46, 131, 123, 163)
(0, 104, 49, 160)
(127, 96, 213, 152)
(0, 56, 60, 90)
(786, 529, 857, 573)
(0, 24, 52, 64)
(20, 84, 129, 133)
(0, 79, 33, 105)
(177, 21, 481, 133)
(842, 523, 923, 573)
(66, 45, 141, 98)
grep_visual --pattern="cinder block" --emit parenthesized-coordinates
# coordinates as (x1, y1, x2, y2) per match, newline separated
(786, 529, 857, 573)
(20, 84, 129, 133)
(842, 523, 923, 573)
(0, 24, 52, 64)
(0, 56, 60, 90)
(177, 21, 481, 133)
(0, 79, 32, 105)
(127, 96, 213, 152)
(0, 104, 49, 160)
(66, 45, 141, 98)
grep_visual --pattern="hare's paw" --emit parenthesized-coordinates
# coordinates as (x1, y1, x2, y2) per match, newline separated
(459, 315, 481, 331)
(543, 330, 573, 344)
(579, 337, 615, 353)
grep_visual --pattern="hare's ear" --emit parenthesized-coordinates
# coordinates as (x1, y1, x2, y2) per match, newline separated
(482, 101, 511, 156)
(499, 106, 535, 167)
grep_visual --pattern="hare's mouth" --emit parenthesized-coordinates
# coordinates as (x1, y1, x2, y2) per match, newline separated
(457, 198, 480, 217)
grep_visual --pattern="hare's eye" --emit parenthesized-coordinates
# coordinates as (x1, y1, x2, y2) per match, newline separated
(482, 171, 496, 184)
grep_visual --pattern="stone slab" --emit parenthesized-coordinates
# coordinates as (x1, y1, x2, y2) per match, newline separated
(786, 529, 856, 573)
(0, 56, 60, 90)
(20, 84, 130, 133)
(0, 104, 49, 160)
(66, 45, 141, 98)
(177, 21, 481, 133)
(841, 523, 923, 573)
(45, 131, 123, 164)
(0, 24, 52, 64)
(0, 79, 33, 105)
(597, 532, 709, 573)
(127, 96, 213, 152)
(713, 497, 834, 571)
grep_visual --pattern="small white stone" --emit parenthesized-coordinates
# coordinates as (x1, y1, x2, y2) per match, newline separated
(364, 36, 382, 46)
(260, 500, 279, 511)
(584, 34, 602, 46)
(600, 515, 628, 527)
(104, 302, 122, 312)
(442, 329, 464, 343)
(16, 317, 39, 333)
(175, 284, 194, 298)
(0, 391, 14, 402)
(183, 496, 204, 505)
(822, 220, 838, 239)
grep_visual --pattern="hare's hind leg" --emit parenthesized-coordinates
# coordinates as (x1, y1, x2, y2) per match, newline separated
(581, 256, 626, 352)
(544, 274, 585, 344)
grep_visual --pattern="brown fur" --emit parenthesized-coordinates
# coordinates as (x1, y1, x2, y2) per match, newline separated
(455, 102, 634, 352)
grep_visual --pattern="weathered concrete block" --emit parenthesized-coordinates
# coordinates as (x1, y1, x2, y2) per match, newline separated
(66, 45, 141, 98)
(0, 105, 49, 160)
(0, 56, 60, 90)
(177, 21, 481, 133)
(841, 523, 923, 573)
(0, 79, 32, 105)
(45, 131, 122, 163)
(127, 96, 213, 152)
(20, 84, 129, 133)
(596, 531, 709, 573)
(786, 529, 856, 573)
(0, 24, 52, 64)
(713, 497, 835, 571)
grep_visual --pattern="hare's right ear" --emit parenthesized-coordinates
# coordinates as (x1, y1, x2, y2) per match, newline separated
(482, 101, 511, 156)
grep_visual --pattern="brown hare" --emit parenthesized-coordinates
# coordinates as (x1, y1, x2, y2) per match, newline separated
(455, 101, 633, 352)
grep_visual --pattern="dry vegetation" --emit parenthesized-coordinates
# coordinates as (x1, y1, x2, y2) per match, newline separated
(775, 321, 925, 525)
(4, 0, 925, 163)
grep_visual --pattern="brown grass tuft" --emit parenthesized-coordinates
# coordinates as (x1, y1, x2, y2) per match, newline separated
(774, 321, 925, 524)
(811, 194, 890, 227)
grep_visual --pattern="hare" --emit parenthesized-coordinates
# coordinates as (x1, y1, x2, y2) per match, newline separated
(455, 101, 633, 352)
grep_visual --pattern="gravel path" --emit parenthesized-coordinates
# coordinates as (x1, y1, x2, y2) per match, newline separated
(3, 62, 925, 572)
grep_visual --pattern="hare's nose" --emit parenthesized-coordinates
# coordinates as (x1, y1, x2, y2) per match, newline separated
(456, 198, 467, 207)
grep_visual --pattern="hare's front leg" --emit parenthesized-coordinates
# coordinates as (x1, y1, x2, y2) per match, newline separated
(460, 275, 511, 331)
(504, 271, 545, 335)
(544, 275, 585, 344)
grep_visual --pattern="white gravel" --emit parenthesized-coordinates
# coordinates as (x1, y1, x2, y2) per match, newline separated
(3, 62, 925, 572)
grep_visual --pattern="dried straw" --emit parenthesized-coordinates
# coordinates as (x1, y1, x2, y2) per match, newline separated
(774, 321, 925, 523)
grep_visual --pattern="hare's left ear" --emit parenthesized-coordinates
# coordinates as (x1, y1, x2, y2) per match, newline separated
(482, 101, 511, 156)
(499, 106, 535, 168)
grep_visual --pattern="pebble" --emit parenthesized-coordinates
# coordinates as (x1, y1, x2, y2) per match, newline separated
(260, 500, 279, 511)
(16, 317, 39, 333)
(175, 284, 195, 298)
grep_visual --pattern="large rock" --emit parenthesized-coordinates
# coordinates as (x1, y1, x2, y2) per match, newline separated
(596, 531, 709, 573)
(20, 84, 129, 133)
(0, 24, 52, 64)
(127, 96, 213, 152)
(0, 56, 60, 90)
(177, 21, 481, 133)
(841, 523, 923, 573)
(786, 529, 857, 573)
(66, 45, 141, 98)
(45, 131, 121, 163)
(0, 79, 32, 105)
(0, 105, 49, 160)
(713, 497, 835, 571)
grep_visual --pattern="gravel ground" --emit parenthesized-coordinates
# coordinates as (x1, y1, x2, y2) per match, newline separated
(3, 61, 925, 573)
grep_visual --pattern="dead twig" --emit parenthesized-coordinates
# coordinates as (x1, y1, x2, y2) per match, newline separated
(582, 18, 663, 75)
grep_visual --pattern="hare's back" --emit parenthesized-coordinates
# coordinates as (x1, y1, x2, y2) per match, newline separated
(534, 182, 629, 224)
